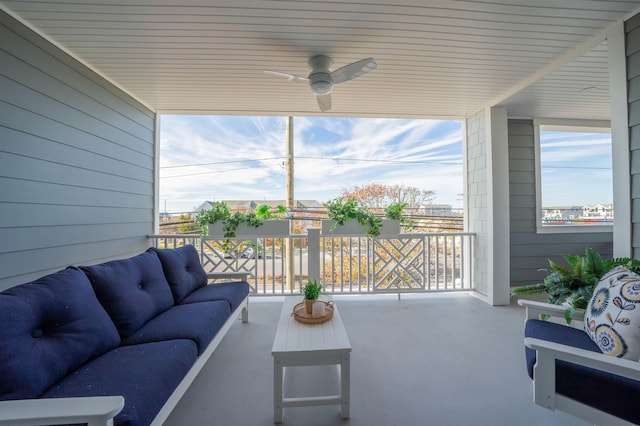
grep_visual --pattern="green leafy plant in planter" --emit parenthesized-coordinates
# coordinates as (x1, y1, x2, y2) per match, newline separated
(511, 247, 640, 323)
(324, 198, 383, 237)
(255, 203, 287, 219)
(301, 279, 323, 314)
(195, 201, 230, 234)
(223, 211, 263, 238)
(384, 202, 413, 231)
(197, 203, 291, 238)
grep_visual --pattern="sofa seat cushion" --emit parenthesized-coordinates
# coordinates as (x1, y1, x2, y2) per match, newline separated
(0, 268, 121, 400)
(524, 319, 599, 379)
(149, 245, 207, 303)
(122, 301, 231, 354)
(556, 358, 640, 424)
(42, 339, 197, 426)
(180, 281, 250, 312)
(81, 251, 174, 339)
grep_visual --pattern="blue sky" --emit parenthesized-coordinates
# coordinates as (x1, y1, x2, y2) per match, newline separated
(539, 129, 612, 207)
(159, 116, 464, 213)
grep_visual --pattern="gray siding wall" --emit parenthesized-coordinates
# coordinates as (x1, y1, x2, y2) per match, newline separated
(627, 15, 640, 259)
(0, 11, 156, 290)
(508, 119, 613, 288)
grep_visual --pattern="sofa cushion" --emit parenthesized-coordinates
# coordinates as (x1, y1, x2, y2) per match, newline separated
(42, 339, 198, 426)
(524, 319, 599, 379)
(556, 359, 640, 424)
(180, 281, 250, 312)
(81, 251, 174, 339)
(0, 268, 120, 400)
(149, 245, 207, 303)
(584, 265, 640, 359)
(122, 301, 231, 354)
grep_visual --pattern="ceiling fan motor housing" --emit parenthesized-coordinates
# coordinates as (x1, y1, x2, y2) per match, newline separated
(309, 72, 333, 95)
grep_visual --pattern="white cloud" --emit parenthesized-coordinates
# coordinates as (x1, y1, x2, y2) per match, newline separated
(159, 116, 463, 212)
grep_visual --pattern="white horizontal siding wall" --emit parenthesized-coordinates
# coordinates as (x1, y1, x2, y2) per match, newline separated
(508, 119, 613, 288)
(0, 10, 156, 290)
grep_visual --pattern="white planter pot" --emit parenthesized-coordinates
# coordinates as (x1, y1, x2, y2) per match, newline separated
(321, 219, 400, 236)
(207, 222, 225, 236)
(208, 220, 290, 237)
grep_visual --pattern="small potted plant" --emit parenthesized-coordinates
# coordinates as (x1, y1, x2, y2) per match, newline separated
(301, 279, 323, 314)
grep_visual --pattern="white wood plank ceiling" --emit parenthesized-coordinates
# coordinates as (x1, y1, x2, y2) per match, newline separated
(2, 0, 639, 119)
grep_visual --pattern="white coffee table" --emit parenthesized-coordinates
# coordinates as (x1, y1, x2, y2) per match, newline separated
(271, 296, 352, 423)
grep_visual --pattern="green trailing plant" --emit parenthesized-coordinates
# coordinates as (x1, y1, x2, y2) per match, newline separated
(324, 198, 382, 237)
(195, 201, 231, 233)
(384, 202, 413, 230)
(255, 204, 287, 219)
(222, 212, 263, 238)
(301, 279, 323, 300)
(511, 247, 640, 323)
(197, 202, 290, 237)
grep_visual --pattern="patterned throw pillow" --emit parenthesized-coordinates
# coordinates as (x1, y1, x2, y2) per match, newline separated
(584, 265, 640, 360)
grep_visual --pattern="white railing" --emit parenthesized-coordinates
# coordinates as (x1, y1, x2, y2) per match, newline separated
(148, 230, 475, 295)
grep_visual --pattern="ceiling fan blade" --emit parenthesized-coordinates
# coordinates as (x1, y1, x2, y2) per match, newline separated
(331, 58, 377, 84)
(263, 70, 308, 82)
(317, 94, 332, 112)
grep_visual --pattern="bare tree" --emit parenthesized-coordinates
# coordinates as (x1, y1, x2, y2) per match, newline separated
(340, 183, 435, 208)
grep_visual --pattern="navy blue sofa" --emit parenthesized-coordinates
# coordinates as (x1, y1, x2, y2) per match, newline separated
(0, 245, 250, 426)
(520, 299, 640, 426)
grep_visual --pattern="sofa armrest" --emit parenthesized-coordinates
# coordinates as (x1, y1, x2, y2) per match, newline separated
(525, 337, 640, 413)
(207, 272, 249, 282)
(518, 299, 585, 324)
(0, 396, 124, 426)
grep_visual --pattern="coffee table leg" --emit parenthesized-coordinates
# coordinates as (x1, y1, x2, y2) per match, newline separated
(274, 357, 284, 423)
(340, 352, 350, 419)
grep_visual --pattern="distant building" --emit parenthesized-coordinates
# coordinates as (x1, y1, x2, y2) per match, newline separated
(542, 206, 583, 219)
(582, 204, 613, 218)
(541, 204, 614, 224)
(418, 204, 453, 216)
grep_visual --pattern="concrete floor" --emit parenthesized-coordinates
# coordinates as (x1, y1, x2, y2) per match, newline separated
(164, 293, 590, 426)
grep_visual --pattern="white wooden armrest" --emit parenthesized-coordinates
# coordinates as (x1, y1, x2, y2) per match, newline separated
(207, 272, 249, 281)
(0, 396, 124, 426)
(526, 337, 640, 380)
(518, 299, 585, 323)
(525, 336, 640, 423)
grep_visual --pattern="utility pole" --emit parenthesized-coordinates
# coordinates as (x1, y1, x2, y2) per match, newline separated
(285, 116, 295, 290)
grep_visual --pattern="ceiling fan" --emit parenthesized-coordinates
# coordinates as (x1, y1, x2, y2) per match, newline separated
(265, 55, 377, 112)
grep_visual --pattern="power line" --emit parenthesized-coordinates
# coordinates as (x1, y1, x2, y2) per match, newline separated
(161, 166, 258, 179)
(295, 156, 461, 165)
(161, 155, 462, 178)
(160, 157, 284, 169)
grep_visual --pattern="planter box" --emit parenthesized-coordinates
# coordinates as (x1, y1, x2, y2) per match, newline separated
(208, 220, 291, 237)
(321, 219, 400, 236)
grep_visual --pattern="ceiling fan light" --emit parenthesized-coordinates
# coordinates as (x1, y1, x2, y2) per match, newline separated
(309, 72, 333, 95)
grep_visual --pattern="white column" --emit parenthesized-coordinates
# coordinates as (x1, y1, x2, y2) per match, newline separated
(485, 106, 510, 305)
(608, 20, 632, 258)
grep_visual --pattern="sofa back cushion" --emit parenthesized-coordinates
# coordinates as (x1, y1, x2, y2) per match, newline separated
(81, 251, 174, 339)
(149, 245, 207, 303)
(0, 268, 121, 400)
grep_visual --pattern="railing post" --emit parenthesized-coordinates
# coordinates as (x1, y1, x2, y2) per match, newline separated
(307, 228, 321, 283)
